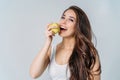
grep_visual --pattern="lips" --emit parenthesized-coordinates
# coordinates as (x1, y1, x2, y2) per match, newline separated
(60, 26, 67, 31)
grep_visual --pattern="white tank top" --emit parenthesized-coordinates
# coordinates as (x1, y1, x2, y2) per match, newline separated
(48, 45, 70, 80)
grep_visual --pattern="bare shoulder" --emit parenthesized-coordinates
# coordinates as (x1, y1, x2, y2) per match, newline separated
(91, 53, 101, 80)
(93, 53, 101, 71)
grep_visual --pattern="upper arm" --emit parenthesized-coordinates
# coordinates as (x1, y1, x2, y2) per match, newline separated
(91, 54, 101, 80)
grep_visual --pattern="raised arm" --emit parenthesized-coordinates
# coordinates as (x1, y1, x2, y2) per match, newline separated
(29, 24, 55, 79)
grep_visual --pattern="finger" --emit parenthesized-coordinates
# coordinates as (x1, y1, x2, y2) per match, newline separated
(48, 23, 59, 30)
(47, 30, 53, 35)
(49, 30, 55, 36)
(47, 23, 53, 31)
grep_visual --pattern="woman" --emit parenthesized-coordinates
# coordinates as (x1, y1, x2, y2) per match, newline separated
(30, 5, 101, 80)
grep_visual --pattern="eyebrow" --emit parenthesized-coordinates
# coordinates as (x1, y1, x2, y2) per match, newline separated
(69, 16, 76, 20)
(62, 14, 76, 20)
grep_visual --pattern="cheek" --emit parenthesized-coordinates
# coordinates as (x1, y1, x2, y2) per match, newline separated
(68, 26, 76, 34)
(69, 24, 76, 31)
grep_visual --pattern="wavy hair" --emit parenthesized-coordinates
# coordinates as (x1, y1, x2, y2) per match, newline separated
(63, 6, 101, 80)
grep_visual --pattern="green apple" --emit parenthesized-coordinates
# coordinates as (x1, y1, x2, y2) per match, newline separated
(50, 23, 60, 34)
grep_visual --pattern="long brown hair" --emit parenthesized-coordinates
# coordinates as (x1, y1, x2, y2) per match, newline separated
(63, 6, 101, 80)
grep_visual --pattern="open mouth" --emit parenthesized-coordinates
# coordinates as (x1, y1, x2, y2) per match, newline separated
(60, 27, 67, 31)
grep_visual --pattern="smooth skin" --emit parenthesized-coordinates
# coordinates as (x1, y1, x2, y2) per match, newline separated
(30, 9, 100, 80)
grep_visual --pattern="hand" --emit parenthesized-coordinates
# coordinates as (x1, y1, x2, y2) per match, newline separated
(45, 23, 55, 42)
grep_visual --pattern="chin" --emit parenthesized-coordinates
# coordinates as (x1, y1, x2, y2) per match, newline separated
(58, 33, 66, 37)
(59, 34, 74, 38)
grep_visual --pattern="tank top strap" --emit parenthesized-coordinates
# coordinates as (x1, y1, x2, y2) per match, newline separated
(50, 44, 56, 60)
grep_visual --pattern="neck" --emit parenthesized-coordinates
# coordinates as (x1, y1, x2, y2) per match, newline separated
(60, 37, 75, 50)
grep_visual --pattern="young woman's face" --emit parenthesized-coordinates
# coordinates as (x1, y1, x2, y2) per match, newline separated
(58, 9, 77, 38)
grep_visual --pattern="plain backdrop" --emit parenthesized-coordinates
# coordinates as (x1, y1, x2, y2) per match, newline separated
(0, 0, 120, 80)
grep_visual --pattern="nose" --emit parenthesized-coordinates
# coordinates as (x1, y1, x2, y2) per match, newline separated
(59, 19, 67, 25)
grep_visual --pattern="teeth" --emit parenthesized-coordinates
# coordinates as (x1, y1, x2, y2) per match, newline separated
(60, 26, 66, 29)
(60, 27, 67, 30)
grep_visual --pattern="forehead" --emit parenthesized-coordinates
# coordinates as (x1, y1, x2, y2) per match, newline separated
(63, 9, 76, 19)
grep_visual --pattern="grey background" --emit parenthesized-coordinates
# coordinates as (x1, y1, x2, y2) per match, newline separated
(0, 0, 120, 80)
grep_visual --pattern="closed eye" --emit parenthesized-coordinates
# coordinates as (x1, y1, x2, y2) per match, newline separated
(69, 19, 74, 22)
(61, 16, 65, 19)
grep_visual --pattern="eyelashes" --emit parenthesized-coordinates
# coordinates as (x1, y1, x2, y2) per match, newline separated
(61, 16, 65, 19)
(61, 16, 74, 22)
(69, 19, 74, 22)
